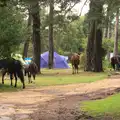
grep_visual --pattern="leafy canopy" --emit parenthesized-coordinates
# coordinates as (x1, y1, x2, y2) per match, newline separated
(0, 5, 26, 58)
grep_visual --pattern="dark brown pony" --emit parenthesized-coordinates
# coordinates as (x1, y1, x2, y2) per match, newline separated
(24, 61, 38, 83)
(0, 58, 25, 89)
(111, 56, 120, 70)
(70, 53, 80, 74)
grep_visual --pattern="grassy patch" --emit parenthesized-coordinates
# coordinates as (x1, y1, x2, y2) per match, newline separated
(81, 93, 120, 119)
(0, 82, 23, 92)
(35, 73, 107, 86)
(0, 69, 108, 92)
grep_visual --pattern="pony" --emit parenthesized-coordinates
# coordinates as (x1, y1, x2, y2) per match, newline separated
(0, 58, 25, 89)
(24, 61, 38, 83)
(70, 53, 80, 74)
(111, 56, 120, 71)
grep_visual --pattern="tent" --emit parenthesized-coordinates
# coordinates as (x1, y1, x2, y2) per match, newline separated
(60, 55, 68, 61)
(41, 51, 70, 68)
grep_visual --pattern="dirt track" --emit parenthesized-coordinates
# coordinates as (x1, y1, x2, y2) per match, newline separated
(0, 75, 120, 120)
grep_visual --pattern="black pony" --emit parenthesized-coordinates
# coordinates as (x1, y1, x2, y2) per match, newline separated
(0, 58, 25, 89)
(111, 56, 120, 70)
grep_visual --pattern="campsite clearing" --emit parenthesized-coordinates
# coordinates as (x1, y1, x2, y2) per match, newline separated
(0, 69, 120, 119)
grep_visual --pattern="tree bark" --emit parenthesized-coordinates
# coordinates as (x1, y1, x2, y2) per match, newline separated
(31, 1, 41, 73)
(104, 7, 109, 38)
(107, 16, 112, 39)
(85, 0, 103, 72)
(113, 9, 119, 56)
(48, 0, 54, 69)
(93, 22, 103, 72)
(85, 21, 95, 71)
(23, 7, 32, 59)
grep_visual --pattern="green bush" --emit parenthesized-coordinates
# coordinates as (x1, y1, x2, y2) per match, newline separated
(79, 52, 86, 69)
(103, 59, 112, 70)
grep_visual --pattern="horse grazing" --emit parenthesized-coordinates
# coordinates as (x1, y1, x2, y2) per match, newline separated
(70, 53, 80, 74)
(24, 61, 38, 83)
(0, 58, 25, 89)
(111, 56, 120, 70)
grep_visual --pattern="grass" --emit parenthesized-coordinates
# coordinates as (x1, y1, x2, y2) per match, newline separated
(34, 73, 107, 87)
(0, 83, 23, 92)
(0, 69, 108, 92)
(81, 93, 120, 119)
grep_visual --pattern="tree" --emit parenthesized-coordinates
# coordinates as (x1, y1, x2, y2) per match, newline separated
(48, 0, 54, 69)
(85, 0, 104, 72)
(0, 4, 26, 58)
(23, 6, 32, 58)
(31, 1, 41, 73)
(113, 9, 119, 56)
(54, 16, 86, 53)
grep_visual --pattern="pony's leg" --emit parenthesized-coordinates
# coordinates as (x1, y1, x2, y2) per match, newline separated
(17, 70, 25, 89)
(24, 70, 27, 76)
(77, 65, 79, 74)
(72, 66, 74, 74)
(14, 73, 17, 88)
(75, 68, 77, 74)
(33, 73, 35, 80)
(28, 72, 31, 83)
(32, 74, 36, 83)
(33, 74, 36, 80)
(10, 73, 13, 86)
(2, 70, 7, 84)
(74, 65, 77, 74)
(112, 63, 115, 71)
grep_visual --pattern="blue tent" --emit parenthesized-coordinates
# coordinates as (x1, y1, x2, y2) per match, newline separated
(60, 55, 68, 61)
(41, 51, 70, 68)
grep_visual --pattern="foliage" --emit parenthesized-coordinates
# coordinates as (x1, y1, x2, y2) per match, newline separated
(102, 38, 114, 52)
(0, 5, 26, 58)
(103, 59, 112, 70)
(54, 16, 87, 53)
(80, 52, 86, 69)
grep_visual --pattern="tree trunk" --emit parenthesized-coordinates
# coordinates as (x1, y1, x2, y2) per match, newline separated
(107, 16, 112, 39)
(104, 7, 109, 38)
(48, 0, 54, 69)
(31, 1, 41, 73)
(85, 21, 95, 71)
(114, 9, 119, 56)
(23, 7, 32, 59)
(85, 0, 103, 72)
(93, 23, 103, 72)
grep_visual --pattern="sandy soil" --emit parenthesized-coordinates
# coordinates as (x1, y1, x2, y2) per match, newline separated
(0, 75, 120, 120)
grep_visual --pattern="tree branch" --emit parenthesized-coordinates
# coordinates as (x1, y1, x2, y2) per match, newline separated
(79, 0, 88, 16)
(64, 1, 79, 16)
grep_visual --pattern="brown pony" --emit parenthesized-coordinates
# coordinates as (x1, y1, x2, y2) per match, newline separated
(24, 61, 38, 83)
(70, 53, 80, 74)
